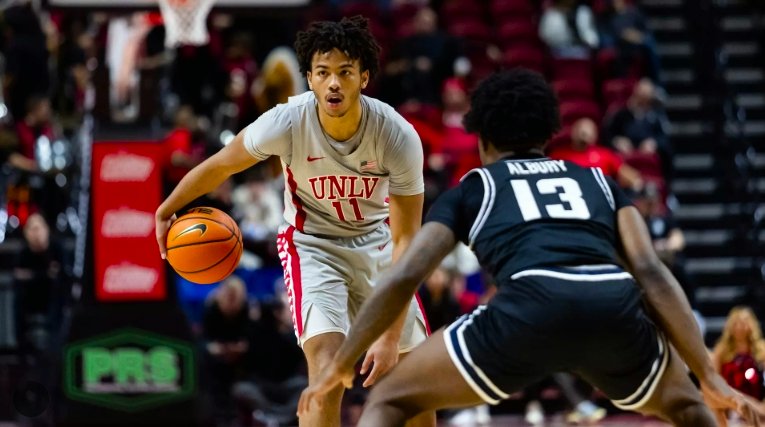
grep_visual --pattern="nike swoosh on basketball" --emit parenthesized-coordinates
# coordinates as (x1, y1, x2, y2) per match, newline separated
(174, 223, 208, 240)
(307, 155, 325, 162)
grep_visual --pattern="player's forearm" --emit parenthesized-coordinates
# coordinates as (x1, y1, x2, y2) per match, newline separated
(158, 131, 257, 219)
(378, 304, 408, 343)
(157, 160, 232, 219)
(635, 262, 716, 382)
(378, 230, 419, 342)
(334, 223, 455, 368)
(336, 269, 419, 367)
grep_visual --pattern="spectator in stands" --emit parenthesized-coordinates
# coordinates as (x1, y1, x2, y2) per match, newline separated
(634, 183, 685, 268)
(105, 13, 155, 122)
(712, 306, 765, 400)
(440, 77, 481, 186)
(223, 32, 258, 129)
(0, 125, 17, 167)
(2, 4, 51, 120)
(202, 275, 252, 425)
(170, 43, 226, 118)
(539, 0, 599, 59)
(163, 105, 203, 193)
(231, 167, 282, 266)
(233, 291, 307, 426)
(251, 47, 304, 117)
(13, 213, 64, 358)
(202, 176, 235, 215)
(398, 77, 478, 208)
(55, 15, 95, 135)
(599, 0, 662, 84)
(250, 47, 305, 179)
(381, 7, 461, 106)
(8, 96, 59, 227)
(12, 95, 54, 174)
(633, 183, 699, 322)
(549, 117, 643, 192)
(602, 78, 671, 181)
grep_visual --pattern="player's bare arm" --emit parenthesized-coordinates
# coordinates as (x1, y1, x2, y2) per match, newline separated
(389, 193, 425, 263)
(618, 206, 764, 425)
(360, 192, 425, 387)
(155, 129, 259, 258)
(298, 221, 454, 414)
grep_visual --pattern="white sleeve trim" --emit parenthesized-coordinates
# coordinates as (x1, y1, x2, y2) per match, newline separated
(591, 167, 615, 210)
(463, 168, 496, 248)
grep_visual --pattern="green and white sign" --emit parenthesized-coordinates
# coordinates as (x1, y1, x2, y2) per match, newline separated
(64, 328, 195, 412)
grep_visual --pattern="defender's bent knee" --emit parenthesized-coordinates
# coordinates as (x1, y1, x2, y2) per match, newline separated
(365, 387, 424, 422)
(669, 401, 716, 427)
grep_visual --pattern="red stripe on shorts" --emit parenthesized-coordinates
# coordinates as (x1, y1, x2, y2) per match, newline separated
(414, 292, 431, 336)
(278, 226, 304, 339)
(285, 166, 306, 232)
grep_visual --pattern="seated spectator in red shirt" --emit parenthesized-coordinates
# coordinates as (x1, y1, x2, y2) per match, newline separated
(164, 105, 203, 189)
(440, 77, 481, 186)
(549, 117, 643, 191)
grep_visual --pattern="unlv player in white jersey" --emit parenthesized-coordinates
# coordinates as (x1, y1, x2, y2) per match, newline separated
(156, 16, 434, 427)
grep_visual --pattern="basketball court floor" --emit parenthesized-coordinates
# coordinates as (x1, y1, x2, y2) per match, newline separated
(436, 414, 670, 426)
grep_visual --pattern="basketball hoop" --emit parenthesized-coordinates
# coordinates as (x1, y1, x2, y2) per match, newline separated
(158, 0, 215, 48)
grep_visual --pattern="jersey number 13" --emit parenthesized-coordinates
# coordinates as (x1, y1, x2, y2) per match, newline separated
(510, 178, 591, 221)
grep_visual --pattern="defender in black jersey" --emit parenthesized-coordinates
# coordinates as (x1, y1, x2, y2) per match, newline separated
(299, 70, 763, 426)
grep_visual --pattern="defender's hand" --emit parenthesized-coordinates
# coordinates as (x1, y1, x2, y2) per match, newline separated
(155, 212, 177, 259)
(297, 363, 354, 417)
(701, 374, 764, 427)
(360, 337, 399, 387)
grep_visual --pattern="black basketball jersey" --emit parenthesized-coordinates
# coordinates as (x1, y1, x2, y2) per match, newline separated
(426, 154, 633, 285)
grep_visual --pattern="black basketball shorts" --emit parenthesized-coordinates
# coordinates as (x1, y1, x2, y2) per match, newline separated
(443, 264, 669, 410)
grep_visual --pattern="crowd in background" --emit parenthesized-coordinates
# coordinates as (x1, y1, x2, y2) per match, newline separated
(0, 0, 745, 426)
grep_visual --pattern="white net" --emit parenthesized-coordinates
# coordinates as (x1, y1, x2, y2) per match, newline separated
(158, 0, 215, 48)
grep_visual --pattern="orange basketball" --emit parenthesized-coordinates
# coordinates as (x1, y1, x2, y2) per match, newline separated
(166, 206, 243, 284)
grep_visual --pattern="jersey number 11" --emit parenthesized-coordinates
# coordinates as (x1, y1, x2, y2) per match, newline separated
(331, 198, 365, 222)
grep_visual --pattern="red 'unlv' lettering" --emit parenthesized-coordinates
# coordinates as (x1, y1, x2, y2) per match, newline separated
(308, 176, 379, 200)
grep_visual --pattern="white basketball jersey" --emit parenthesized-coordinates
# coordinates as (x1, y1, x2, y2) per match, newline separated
(243, 91, 424, 237)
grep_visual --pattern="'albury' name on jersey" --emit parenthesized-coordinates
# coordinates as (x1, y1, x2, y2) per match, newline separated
(308, 175, 380, 200)
(506, 159, 567, 175)
(242, 91, 424, 237)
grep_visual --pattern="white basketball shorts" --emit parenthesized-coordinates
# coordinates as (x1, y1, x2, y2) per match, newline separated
(276, 222, 429, 351)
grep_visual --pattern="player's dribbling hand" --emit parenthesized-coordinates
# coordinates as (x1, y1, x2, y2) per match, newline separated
(155, 212, 177, 259)
(361, 337, 399, 387)
(701, 375, 765, 427)
(297, 363, 354, 417)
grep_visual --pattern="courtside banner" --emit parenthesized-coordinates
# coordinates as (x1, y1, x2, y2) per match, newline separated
(92, 142, 166, 301)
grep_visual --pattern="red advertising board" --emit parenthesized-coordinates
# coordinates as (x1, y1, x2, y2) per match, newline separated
(92, 142, 166, 301)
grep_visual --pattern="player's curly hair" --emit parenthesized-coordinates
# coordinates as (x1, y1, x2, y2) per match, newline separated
(294, 16, 381, 78)
(463, 69, 561, 152)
